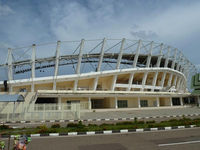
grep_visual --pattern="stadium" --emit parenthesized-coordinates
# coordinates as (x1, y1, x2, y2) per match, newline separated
(0, 38, 197, 121)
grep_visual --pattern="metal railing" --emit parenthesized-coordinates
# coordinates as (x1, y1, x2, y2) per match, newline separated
(0, 102, 89, 122)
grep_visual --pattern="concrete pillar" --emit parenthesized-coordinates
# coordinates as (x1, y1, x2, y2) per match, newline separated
(93, 77, 98, 91)
(146, 41, 153, 68)
(115, 97, 118, 109)
(8, 48, 13, 93)
(88, 97, 91, 110)
(141, 71, 148, 91)
(138, 97, 141, 108)
(53, 41, 61, 90)
(111, 75, 117, 91)
(116, 38, 125, 69)
(170, 97, 173, 106)
(180, 97, 183, 106)
(73, 80, 78, 91)
(58, 97, 61, 110)
(156, 97, 160, 107)
(31, 44, 36, 92)
(97, 38, 106, 72)
(127, 73, 134, 91)
(76, 39, 84, 74)
(133, 40, 141, 68)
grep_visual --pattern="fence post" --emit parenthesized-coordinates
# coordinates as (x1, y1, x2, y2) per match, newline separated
(43, 104, 45, 121)
(76, 103, 80, 120)
(7, 111, 10, 122)
(61, 104, 64, 120)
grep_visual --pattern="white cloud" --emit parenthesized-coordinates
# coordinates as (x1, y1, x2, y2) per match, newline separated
(0, 4, 14, 16)
(0, 0, 200, 65)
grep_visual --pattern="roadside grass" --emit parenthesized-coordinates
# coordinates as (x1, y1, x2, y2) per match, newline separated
(1, 117, 200, 135)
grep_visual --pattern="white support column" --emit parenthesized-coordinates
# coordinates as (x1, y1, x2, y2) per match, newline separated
(175, 52, 182, 71)
(179, 79, 184, 91)
(164, 46, 171, 68)
(93, 77, 98, 91)
(146, 41, 153, 68)
(73, 80, 78, 91)
(58, 97, 61, 110)
(115, 97, 118, 109)
(176, 77, 182, 91)
(168, 49, 177, 87)
(167, 73, 174, 88)
(161, 46, 170, 88)
(129, 40, 141, 92)
(53, 41, 61, 90)
(180, 97, 183, 106)
(76, 39, 84, 74)
(7, 48, 13, 92)
(138, 97, 141, 108)
(151, 43, 163, 91)
(8, 48, 13, 81)
(111, 38, 126, 91)
(161, 72, 166, 87)
(156, 44, 163, 68)
(151, 71, 158, 92)
(156, 97, 160, 107)
(141, 71, 148, 91)
(116, 38, 125, 69)
(97, 38, 106, 72)
(127, 73, 134, 91)
(141, 42, 153, 91)
(170, 97, 173, 106)
(88, 97, 91, 110)
(111, 75, 117, 91)
(93, 38, 106, 91)
(31, 44, 36, 92)
(172, 75, 177, 86)
(133, 40, 142, 68)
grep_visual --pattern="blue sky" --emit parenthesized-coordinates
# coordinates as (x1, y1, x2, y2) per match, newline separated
(0, 0, 200, 66)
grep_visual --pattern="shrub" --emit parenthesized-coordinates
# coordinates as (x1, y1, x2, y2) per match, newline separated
(99, 123, 114, 127)
(51, 124, 61, 128)
(168, 119, 178, 122)
(88, 124, 98, 127)
(116, 121, 133, 125)
(137, 121, 145, 124)
(67, 123, 79, 128)
(37, 125, 48, 133)
(67, 121, 85, 128)
(0, 124, 10, 130)
(134, 117, 138, 123)
(146, 120, 156, 124)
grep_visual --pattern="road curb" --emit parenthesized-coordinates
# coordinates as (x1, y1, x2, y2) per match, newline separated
(2, 113, 200, 124)
(0, 125, 197, 138)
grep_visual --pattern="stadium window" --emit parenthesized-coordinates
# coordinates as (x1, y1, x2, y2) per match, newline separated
(117, 100, 128, 108)
(140, 100, 148, 107)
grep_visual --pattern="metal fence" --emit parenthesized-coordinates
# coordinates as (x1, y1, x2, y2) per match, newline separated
(0, 102, 89, 122)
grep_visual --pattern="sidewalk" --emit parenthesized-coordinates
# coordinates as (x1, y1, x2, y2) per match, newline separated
(80, 106, 200, 120)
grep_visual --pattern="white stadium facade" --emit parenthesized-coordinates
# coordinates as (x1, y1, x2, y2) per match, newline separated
(0, 38, 197, 115)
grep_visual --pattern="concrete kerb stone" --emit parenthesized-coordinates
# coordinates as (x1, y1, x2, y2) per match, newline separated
(1, 125, 196, 139)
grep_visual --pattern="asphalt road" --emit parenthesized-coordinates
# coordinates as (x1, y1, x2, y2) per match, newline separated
(2, 127, 200, 150)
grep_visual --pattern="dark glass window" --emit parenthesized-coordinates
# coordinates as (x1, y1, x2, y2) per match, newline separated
(117, 100, 128, 108)
(140, 100, 148, 107)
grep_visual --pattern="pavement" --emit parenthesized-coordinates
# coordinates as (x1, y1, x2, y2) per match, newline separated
(4, 106, 200, 128)
(1, 127, 200, 150)
(81, 106, 200, 120)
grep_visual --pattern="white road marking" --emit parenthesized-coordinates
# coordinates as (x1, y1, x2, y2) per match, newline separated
(158, 140, 200, 147)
